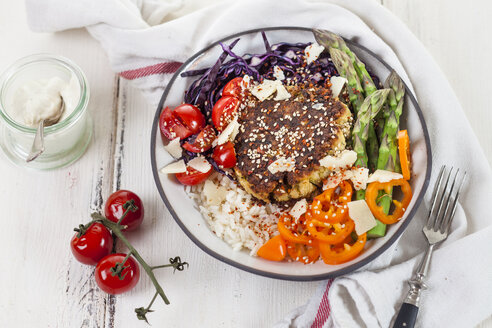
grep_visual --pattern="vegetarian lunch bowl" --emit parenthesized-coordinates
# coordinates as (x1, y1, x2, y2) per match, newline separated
(151, 27, 431, 280)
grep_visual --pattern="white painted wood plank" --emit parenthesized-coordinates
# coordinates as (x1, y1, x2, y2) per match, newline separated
(110, 79, 319, 327)
(382, 0, 492, 166)
(0, 2, 118, 327)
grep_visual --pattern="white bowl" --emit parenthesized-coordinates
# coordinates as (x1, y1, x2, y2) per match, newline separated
(151, 27, 431, 281)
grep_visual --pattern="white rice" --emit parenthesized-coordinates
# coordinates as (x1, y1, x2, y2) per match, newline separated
(186, 172, 282, 255)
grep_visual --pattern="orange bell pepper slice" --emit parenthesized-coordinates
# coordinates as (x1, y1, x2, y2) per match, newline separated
(257, 235, 287, 261)
(277, 214, 312, 244)
(398, 130, 411, 180)
(306, 217, 355, 244)
(365, 179, 412, 224)
(286, 239, 320, 264)
(319, 233, 367, 265)
(311, 180, 353, 223)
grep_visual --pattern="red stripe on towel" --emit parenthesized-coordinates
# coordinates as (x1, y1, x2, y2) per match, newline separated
(119, 61, 183, 80)
(311, 279, 334, 328)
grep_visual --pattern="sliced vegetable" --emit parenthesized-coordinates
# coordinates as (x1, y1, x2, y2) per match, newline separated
(159, 104, 206, 140)
(182, 125, 216, 153)
(222, 77, 244, 98)
(286, 240, 320, 264)
(310, 181, 352, 223)
(398, 130, 411, 180)
(212, 141, 237, 168)
(175, 166, 212, 186)
(277, 214, 311, 244)
(365, 179, 412, 224)
(212, 96, 240, 131)
(319, 233, 367, 265)
(306, 218, 355, 244)
(257, 235, 287, 261)
(367, 219, 387, 238)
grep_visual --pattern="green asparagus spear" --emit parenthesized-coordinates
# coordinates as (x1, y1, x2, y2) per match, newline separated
(352, 89, 390, 199)
(329, 48, 364, 113)
(352, 89, 391, 168)
(314, 29, 377, 96)
(377, 71, 405, 173)
(368, 71, 405, 237)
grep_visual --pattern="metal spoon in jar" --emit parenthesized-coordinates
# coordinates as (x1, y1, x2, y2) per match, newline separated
(26, 96, 65, 162)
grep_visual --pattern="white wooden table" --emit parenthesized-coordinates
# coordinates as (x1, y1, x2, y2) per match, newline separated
(1, 1, 490, 327)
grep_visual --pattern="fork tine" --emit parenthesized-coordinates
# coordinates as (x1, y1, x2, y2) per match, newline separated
(425, 166, 446, 228)
(433, 167, 455, 230)
(441, 171, 467, 233)
(430, 167, 453, 230)
(437, 168, 460, 232)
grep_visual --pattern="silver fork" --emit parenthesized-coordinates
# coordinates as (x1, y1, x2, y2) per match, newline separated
(393, 166, 467, 328)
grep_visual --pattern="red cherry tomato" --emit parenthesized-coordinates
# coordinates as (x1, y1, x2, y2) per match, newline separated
(159, 104, 205, 140)
(104, 190, 144, 231)
(182, 125, 217, 153)
(175, 166, 212, 186)
(95, 253, 140, 295)
(70, 223, 113, 265)
(222, 77, 244, 98)
(212, 141, 237, 168)
(212, 96, 240, 131)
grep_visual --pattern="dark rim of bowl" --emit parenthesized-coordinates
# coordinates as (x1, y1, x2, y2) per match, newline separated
(150, 26, 432, 281)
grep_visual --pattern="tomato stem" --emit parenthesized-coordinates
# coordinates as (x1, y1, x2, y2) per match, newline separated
(135, 292, 158, 324)
(151, 257, 189, 273)
(116, 199, 138, 226)
(91, 213, 171, 305)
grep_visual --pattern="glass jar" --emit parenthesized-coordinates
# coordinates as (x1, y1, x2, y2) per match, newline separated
(0, 54, 92, 170)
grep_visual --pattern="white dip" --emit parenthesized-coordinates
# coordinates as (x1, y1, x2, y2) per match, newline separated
(9, 74, 80, 128)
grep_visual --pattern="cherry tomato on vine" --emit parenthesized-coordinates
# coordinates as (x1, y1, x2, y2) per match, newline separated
(95, 253, 140, 295)
(212, 96, 240, 131)
(159, 104, 205, 140)
(104, 190, 144, 231)
(70, 223, 113, 265)
(175, 166, 212, 186)
(182, 125, 216, 153)
(212, 141, 237, 168)
(222, 77, 244, 98)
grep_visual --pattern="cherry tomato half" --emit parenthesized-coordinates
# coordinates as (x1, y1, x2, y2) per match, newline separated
(212, 141, 237, 168)
(159, 104, 205, 140)
(175, 166, 212, 186)
(182, 125, 217, 153)
(222, 77, 244, 98)
(95, 253, 140, 295)
(104, 190, 144, 231)
(70, 223, 113, 266)
(212, 96, 240, 131)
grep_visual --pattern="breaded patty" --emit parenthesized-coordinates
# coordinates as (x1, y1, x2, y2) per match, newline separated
(234, 85, 352, 203)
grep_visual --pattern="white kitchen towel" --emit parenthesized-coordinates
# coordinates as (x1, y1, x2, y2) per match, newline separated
(25, 0, 492, 327)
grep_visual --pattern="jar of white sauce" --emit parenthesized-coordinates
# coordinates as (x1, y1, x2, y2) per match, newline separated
(0, 54, 92, 169)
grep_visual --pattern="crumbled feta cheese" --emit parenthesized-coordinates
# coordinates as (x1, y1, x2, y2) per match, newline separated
(274, 84, 291, 101)
(289, 199, 308, 220)
(188, 156, 211, 173)
(350, 167, 369, 191)
(242, 75, 252, 89)
(367, 170, 404, 183)
(347, 200, 377, 235)
(203, 180, 228, 206)
(250, 56, 262, 66)
(159, 160, 186, 174)
(319, 150, 357, 170)
(330, 76, 348, 98)
(312, 103, 325, 110)
(304, 43, 325, 65)
(213, 115, 240, 146)
(273, 66, 285, 81)
(268, 157, 296, 174)
(163, 137, 182, 159)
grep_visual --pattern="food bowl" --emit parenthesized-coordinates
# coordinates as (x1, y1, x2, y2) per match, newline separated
(151, 27, 431, 281)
